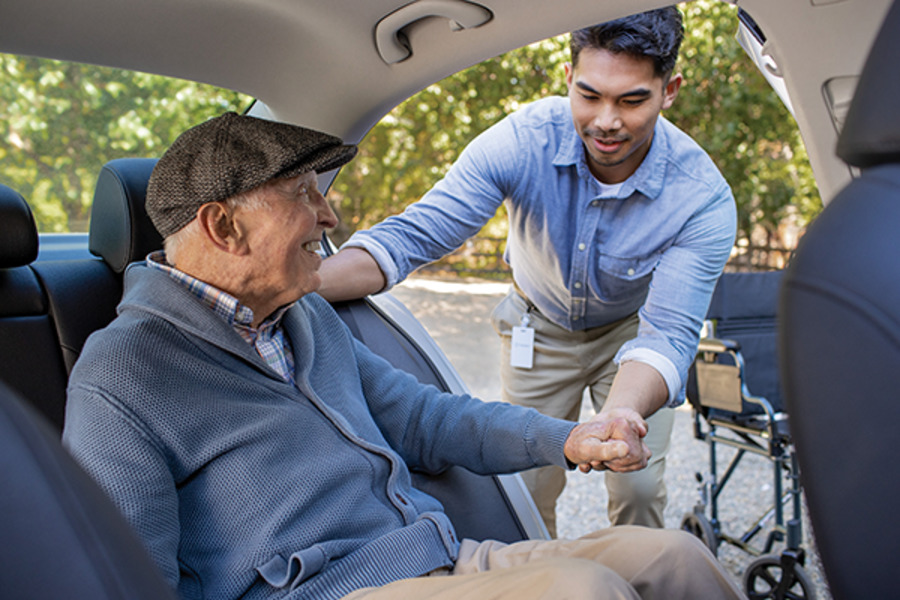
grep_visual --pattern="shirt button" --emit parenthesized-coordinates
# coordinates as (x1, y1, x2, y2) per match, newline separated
(627, 268, 635, 276)
(574, 282, 582, 289)
(591, 200, 600, 207)
(578, 243, 586, 251)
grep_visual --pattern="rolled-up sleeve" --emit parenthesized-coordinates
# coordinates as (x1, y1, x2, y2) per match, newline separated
(615, 181, 736, 406)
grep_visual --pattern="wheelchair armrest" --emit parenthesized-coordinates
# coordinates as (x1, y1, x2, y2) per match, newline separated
(740, 393, 776, 422)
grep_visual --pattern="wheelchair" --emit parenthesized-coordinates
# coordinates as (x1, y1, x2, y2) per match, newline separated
(681, 270, 817, 600)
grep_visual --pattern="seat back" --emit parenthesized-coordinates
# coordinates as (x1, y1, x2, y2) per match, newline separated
(779, 1, 900, 597)
(687, 270, 784, 417)
(0, 184, 70, 429)
(0, 380, 175, 599)
(0, 158, 158, 429)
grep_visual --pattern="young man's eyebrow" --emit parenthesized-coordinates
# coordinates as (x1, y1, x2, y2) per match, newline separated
(575, 80, 653, 99)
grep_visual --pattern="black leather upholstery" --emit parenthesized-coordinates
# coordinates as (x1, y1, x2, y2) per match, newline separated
(32, 258, 121, 373)
(89, 158, 162, 273)
(0, 159, 163, 427)
(0, 184, 38, 269)
(0, 186, 70, 430)
(835, 0, 900, 169)
(0, 380, 175, 599)
(779, 1, 900, 597)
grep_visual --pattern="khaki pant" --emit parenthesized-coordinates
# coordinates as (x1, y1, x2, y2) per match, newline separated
(491, 288, 675, 535)
(342, 526, 744, 599)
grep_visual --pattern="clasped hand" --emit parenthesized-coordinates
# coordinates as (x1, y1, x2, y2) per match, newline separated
(563, 407, 651, 473)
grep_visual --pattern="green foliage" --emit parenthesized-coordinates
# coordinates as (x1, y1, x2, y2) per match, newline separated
(329, 36, 570, 244)
(331, 0, 822, 251)
(0, 55, 250, 232)
(1, 0, 821, 249)
(671, 1, 821, 247)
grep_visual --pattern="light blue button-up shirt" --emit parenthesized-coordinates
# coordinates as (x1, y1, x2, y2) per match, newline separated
(344, 96, 736, 404)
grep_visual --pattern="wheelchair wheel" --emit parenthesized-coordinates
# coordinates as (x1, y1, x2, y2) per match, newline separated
(680, 511, 718, 557)
(743, 554, 816, 600)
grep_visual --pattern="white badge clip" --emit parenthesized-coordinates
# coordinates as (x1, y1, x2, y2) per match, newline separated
(510, 308, 535, 369)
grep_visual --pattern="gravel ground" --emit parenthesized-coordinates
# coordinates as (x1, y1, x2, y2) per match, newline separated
(390, 276, 832, 599)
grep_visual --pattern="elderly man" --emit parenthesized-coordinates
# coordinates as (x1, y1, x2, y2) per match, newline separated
(63, 113, 743, 600)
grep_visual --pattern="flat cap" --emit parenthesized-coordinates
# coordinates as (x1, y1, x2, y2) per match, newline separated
(146, 112, 357, 238)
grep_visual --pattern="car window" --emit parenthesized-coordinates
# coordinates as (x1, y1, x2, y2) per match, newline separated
(0, 53, 252, 234)
(328, 2, 820, 275)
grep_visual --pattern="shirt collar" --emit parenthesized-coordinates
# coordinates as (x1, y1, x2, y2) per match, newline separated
(145, 251, 290, 331)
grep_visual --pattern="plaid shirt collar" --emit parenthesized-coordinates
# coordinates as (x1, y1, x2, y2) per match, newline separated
(146, 251, 295, 383)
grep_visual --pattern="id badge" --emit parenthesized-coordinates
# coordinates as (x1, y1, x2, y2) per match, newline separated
(510, 325, 535, 369)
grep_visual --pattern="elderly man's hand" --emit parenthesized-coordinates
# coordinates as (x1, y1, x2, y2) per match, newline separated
(564, 407, 651, 473)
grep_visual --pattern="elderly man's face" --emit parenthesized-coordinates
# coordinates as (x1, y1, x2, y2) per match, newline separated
(235, 171, 338, 313)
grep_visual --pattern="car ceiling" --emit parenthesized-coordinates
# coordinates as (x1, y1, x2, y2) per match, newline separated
(0, 0, 892, 203)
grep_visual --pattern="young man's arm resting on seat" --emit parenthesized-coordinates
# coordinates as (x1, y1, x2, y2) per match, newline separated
(318, 247, 387, 302)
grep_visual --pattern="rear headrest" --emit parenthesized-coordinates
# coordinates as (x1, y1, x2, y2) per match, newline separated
(88, 159, 163, 273)
(836, 0, 900, 168)
(0, 184, 39, 269)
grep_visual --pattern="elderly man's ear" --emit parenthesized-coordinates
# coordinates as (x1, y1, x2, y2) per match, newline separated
(196, 202, 250, 255)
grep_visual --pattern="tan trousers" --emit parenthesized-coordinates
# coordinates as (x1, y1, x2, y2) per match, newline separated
(342, 526, 745, 599)
(491, 288, 676, 535)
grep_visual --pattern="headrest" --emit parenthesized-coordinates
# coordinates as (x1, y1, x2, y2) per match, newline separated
(0, 184, 39, 269)
(836, 0, 900, 168)
(88, 159, 163, 273)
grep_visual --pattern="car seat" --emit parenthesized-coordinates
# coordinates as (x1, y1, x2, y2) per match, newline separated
(778, 0, 900, 598)
(0, 379, 175, 598)
(0, 183, 71, 429)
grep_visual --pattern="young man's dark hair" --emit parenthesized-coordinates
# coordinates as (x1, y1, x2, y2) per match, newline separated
(570, 6, 684, 78)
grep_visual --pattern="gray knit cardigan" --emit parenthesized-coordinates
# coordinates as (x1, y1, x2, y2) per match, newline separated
(63, 263, 574, 600)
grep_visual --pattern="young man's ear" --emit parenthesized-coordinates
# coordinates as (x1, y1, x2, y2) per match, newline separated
(661, 73, 683, 110)
(195, 202, 248, 254)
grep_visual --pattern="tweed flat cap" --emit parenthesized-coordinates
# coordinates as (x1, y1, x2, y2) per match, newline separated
(145, 112, 357, 238)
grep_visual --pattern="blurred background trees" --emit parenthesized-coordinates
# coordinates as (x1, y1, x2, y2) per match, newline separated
(0, 58, 249, 231)
(1, 1, 819, 270)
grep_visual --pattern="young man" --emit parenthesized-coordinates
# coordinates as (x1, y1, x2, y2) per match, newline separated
(318, 7, 736, 536)
(63, 112, 742, 599)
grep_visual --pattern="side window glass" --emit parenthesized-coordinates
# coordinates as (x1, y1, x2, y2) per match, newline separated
(0, 54, 252, 233)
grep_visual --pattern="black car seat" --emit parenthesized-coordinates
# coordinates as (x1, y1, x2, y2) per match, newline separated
(0, 184, 71, 429)
(0, 159, 150, 431)
(778, 0, 900, 597)
(0, 379, 175, 598)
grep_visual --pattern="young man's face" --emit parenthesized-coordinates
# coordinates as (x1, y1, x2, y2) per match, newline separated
(566, 47, 681, 184)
